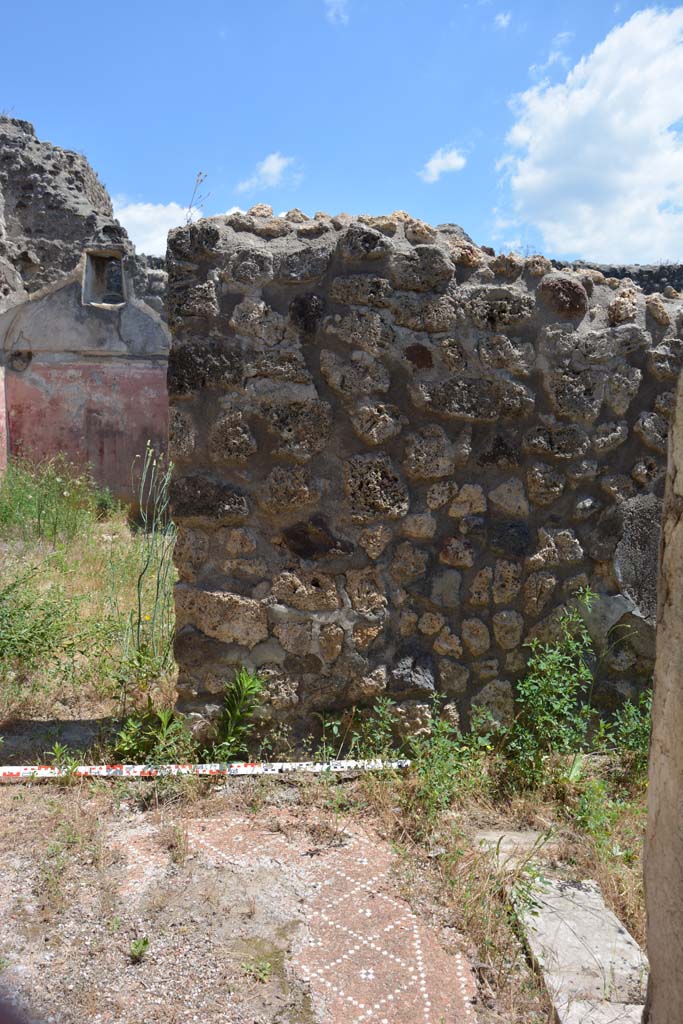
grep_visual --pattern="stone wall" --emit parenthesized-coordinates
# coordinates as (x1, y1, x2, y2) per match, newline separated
(167, 206, 683, 742)
(0, 118, 129, 314)
(559, 261, 683, 297)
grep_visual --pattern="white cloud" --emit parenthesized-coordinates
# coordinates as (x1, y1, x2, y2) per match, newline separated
(113, 198, 195, 256)
(113, 200, 247, 256)
(495, 11, 511, 29)
(501, 9, 683, 262)
(529, 31, 573, 78)
(324, 0, 349, 25)
(418, 146, 467, 184)
(236, 152, 297, 194)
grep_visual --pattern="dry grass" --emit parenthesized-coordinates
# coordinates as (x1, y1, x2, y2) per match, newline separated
(0, 458, 177, 750)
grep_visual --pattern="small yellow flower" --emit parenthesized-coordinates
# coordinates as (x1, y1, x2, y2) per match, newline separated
(144, 614, 151, 621)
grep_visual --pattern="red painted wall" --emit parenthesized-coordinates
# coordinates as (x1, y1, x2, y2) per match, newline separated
(6, 362, 168, 500)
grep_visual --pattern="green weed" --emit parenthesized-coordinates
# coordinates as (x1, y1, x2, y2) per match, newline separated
(241, 958, 272, 984)
(129, 936, 149, 964)
(0, 456, 114, 544)
(210, 667, 265, 761)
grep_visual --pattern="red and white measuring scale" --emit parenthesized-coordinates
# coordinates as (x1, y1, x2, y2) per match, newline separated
(0, 758, 411, 782)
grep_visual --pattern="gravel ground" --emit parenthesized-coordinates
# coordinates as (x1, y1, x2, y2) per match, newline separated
(0, 780, 477, 1024)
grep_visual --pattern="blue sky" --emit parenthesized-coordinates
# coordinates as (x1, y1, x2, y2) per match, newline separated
(3, 1, 683, 261)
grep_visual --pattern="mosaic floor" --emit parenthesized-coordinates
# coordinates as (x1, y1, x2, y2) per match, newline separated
(184, 812, 477, 1024)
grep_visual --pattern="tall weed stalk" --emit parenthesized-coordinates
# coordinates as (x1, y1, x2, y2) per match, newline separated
(115, 445, 176, 714)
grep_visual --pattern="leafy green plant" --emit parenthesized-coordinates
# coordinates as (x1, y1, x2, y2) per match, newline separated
(406, 703, 493, 829)
(571, 777, 618, 842)
(501, 589, 596, 790)
(0, 568, 77, 671)
(612, 690, 652, 775)
(210, 667, 265, 761)
(241, 958, 272, 983)
(129, 936, 149, 964)
(346, 698, 400, 759)
(46, 742, 83, 778)
(113, 700, 197, 764)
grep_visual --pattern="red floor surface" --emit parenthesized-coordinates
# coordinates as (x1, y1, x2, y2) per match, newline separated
(187, 812, 477, 1024)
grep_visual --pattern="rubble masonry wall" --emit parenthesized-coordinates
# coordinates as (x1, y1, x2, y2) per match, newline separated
(167, 207, 682, 741)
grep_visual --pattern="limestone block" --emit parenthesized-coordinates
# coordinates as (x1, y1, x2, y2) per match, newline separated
(216, 528, 257, 557)
(523, 572, 558, 617)
(318, 623, 344, 663)
(523, 422, 590, 460)
(208, 410, 258, 464)
(493, 560, 523, 604)
(462, 618, 491, 656)
(413, 375, 534, 422)
(273, 620, 313, 656)
(346, 567, 387, 615)
(271, 571, 340, 611)
(544, 367, 606, 424)
(353, 621, 384, 650)
(169, 407, 197, 457)
(470, 679, 514, 726)
(388, 245, 454, 292)
(175, 587, 268, 648)
(608, 286, 639, 325)
(337, 223, 393, 261)
(537, 273, 589, 319)
(358, 524, 393, 559)
(259, 399, 333, 460)
(174, 526, 209, 582)
(633, 411, 668, 454)
(403, 425, 456, 480)
(390, 542, 429, 582)
(448, 484, 487, 518)
(489, 479, 529, 517)
(472, 658, 499, 681)
(468, 567, 493, 607)
(320, 349, 390, 398)
(328, 274, 392, 307)
(478, 333, 534, 375)
(399, 610, 418, 637)
(605, 362, 642, 415)
(343, 454, 409, 522)
(440, 537, 475, 569)
(426, 480, 458, 510)
(463, 286, 535, 329)
(418, 611, 445, 636)
(492, 611, 525, 650)
(350, 402, 403, 445)
(438, 658, 469, 695)
(323, 309, 394, 357)
(433, 628, 463, 657)
(645, 292, 670, 326)
(526, 463, 566, 506)
(527, 528, 584, 569)
(592, 421, 629, 455)
(257, 467, 319, 515)
(647, 339, 683, 381)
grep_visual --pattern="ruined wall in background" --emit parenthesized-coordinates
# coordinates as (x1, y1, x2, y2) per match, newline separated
(167, 207, 682, 741)
(0, 118, 129, 315)
(0, 269, 169, 499)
